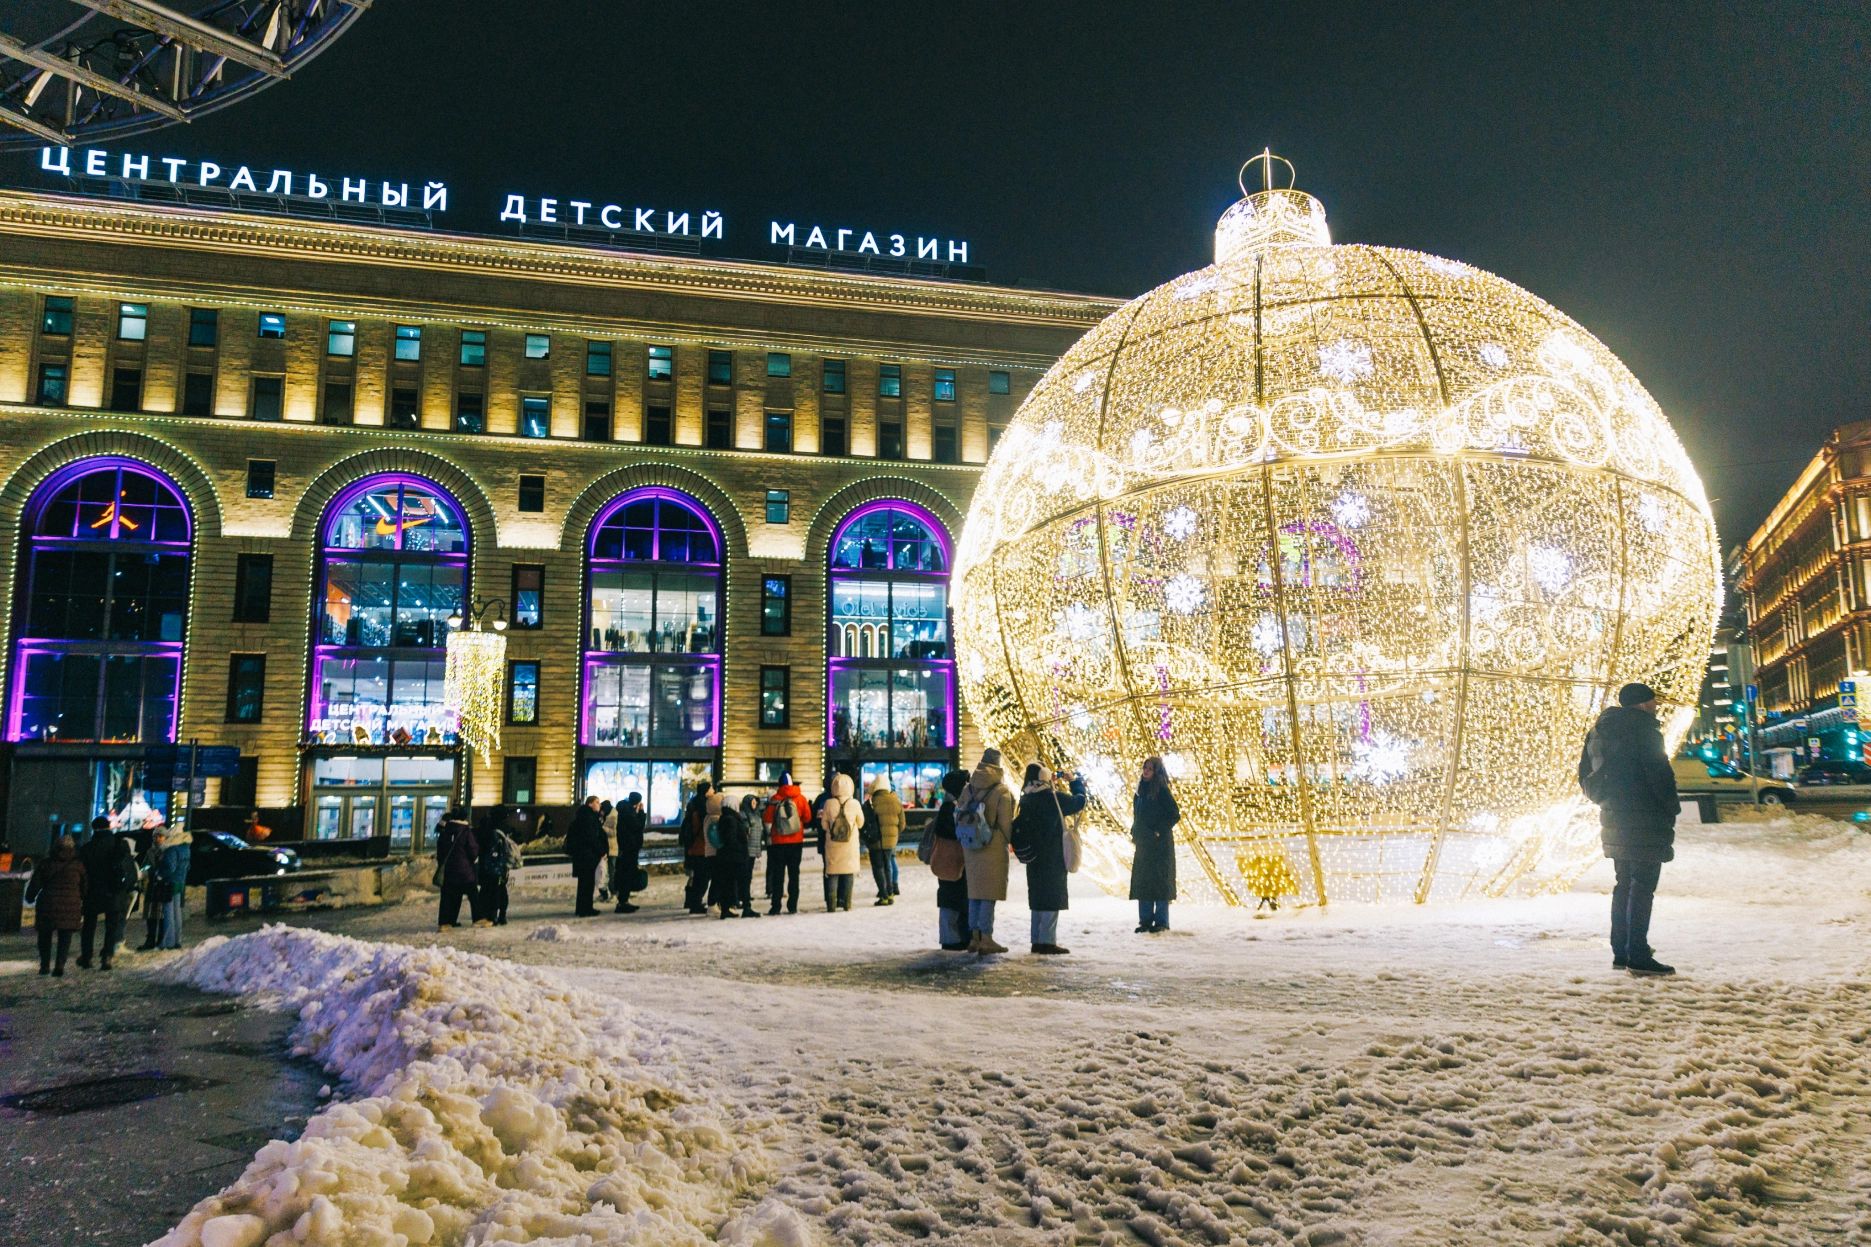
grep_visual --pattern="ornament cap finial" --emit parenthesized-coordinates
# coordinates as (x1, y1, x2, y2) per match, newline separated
(1216, 151, 1329, 262)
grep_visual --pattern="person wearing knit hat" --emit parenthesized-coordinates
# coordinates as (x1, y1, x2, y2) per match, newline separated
(1577, 682, 1677, 976)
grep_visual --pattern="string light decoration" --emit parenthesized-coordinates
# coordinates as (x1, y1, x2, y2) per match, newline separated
(443, 626, 506, 766)
(952, 155, 1720, 906)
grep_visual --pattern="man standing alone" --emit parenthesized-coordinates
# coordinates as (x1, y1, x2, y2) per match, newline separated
(566, 795, 609, 918)
(1578, 682, 1679, 977)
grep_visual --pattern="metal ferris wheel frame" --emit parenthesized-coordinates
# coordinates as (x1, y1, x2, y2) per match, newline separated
(0, 0, 369, 151)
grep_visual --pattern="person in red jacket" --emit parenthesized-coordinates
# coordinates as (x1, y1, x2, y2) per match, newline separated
(762, 774, 812, 915)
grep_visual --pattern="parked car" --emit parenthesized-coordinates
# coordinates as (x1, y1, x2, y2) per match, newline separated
(1795, 759, 1871, 788)
(1671, 757, 1794, 804)
(186, 830, 302, 885)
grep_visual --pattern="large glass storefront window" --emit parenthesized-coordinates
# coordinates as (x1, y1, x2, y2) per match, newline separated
(306, 476, 464, 842)
(827, 502, 955, 784)
(8, 461, 192, 745)
(582, 489, 722, 800)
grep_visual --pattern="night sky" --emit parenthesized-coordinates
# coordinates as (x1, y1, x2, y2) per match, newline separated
(5, 2, 1864, 549)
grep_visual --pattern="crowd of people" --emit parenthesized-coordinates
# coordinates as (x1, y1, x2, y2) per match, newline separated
(23, 816, 194, 976)
(450, 750, 1184, 955)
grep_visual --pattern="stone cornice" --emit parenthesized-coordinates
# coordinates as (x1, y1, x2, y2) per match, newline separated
(0, 188, 1122, 329)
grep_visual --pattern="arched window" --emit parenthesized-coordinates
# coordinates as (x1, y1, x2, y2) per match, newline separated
(582, 488, 721, 827)
(307, 476, 467, 845)
(827, 502, 954, 808)
(8, 460, 192, 746)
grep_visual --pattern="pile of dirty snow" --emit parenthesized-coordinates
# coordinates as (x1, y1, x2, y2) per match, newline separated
(150, 926, 811, 1247)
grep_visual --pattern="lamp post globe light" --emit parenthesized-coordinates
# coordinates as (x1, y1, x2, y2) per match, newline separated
(952, 154, 1721, 908)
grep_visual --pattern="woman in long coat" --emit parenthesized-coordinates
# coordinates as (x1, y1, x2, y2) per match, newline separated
(1129, 755, 1181, 932)
(1015, 764, 1088, 955)
(27, 834, 86, 976)
(959, 749, 1017, 954)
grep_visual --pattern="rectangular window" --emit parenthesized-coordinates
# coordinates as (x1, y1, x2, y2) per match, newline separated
(512, 565, 543, 629)
(182, 372, 213, 416)
(110, 368, 142, 412)
(455, 392, 484, 434)
(518, 474, 546, 513)
(586, 340, 611, 376)
(460, 329, 486, 366)
(989, 370, 1011, 395)
(767, 352, 791, 377)
(524, 333, 550, 359)
(508, 662, 540, 725)
(389, 387, 419, 429)
(933, 424, 958, 464)
(755, 759, 793, 785)
(234, 553, 273, 622)
(246, 459, 275, 499)
(878, 420, 903, 459)
(879, 363, 901, 397)
(988, 424, 1004, 452)
(225, 653, 267, 724)
(323, 382, 354, 425)
(520, 395, 550, 438)
(189, 307, 218, 347)
(250, 376, 283, 421)
(327, 319, 356, 356)
(761, 575, 791, 635)
(934, 368, 956, 402)
(822, 359, 845, 393)
(821, 415, 847, 457)
(707, 350, 732, 385)
(41, 296, 73, 335)
(647, 344, 673, 380)
(764, 410, 793, 453)
(760, 666, 790, 728)
(36, 363, 67, 406)
(765, 490, 790, 525)
(394, 324, 422, 361)
(645, 405, 672, 445)
(503, 755, 537, 804)
(258, 312, 286, 339)
(706, 408, 731, 449)
(117, 302, 148, 341)
(583, 400, 611, 442)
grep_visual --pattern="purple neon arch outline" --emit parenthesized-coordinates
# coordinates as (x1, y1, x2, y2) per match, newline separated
(581, 486, 725, 749)
(309, 472, 471, 737)
(826, 498, 957, 750)
(321, 473, 468, 552)
(8, 457, 196, 743)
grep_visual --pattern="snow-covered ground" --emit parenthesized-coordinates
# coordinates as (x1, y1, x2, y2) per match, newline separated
(151, 813, 1871, 1246)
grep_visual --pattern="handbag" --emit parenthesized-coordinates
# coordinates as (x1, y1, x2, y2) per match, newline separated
(930, 836, 965, 882)
(1052, 789, 1083, 873)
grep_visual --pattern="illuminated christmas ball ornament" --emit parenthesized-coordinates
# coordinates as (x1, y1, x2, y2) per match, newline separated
(953, 154, 1720, 905)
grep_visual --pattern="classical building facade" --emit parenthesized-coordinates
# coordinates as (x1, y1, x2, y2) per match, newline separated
(0, 187, 1116, 853)
(1732, 420, 1871, 769)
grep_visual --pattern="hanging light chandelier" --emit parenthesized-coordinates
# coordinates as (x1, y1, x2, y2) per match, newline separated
(444, 599, 508, 766)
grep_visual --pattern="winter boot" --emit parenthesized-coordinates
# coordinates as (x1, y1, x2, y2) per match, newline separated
(1031, 944, 1070, 955)
(1627, 956, 1676, 977)
(976, 933, 1008, 955)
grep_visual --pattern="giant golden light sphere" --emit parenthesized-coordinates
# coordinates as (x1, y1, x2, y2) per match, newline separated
(953, 163, 1720, 905)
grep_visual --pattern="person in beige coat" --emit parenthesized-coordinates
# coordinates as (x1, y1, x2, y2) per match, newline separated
(960, 749, 1017, 953)
(867, 780, 905, 906)
(820, 772, 864, 911)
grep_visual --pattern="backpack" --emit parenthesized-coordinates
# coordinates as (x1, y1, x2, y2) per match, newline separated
(826, 801, 855, 843)
(860, 802, 883, 849)
(954, 785, 995, 851)
(479, 831, 511, 884)
(117, 843, 141, 893)
(772, 798, 802, 839)
(705, 813, 722, 850)
(1578, 732, 1609, 805)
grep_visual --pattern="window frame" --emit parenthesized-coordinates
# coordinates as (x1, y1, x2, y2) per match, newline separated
(234, 553, 274, 622)
(707, 350, 732, 386)
(394, 324, 422, 361)
(586, 340, 612, 377)
(760, 665, 791, 729)
(459, 329, 487, 367)
(822, 359, 846, 393)
(761, 574, 792, 636)
(389, 387, 420, 429)
(988, 370, 1011, 395)
(188, 307, 219, 347)
(767, 352, 791, 377)
(764, 410, 793, 453)
(507, 660, 541, 725)
(455, 392, 485, 434)
(250, 375, 284, 421)
(519, 394, 551, 439)
(225, 653, 267, 724)
(182, 372, 214, 416)
(35, 363, 67, 406)
(326, 320, 357, 357)
(41, 296, 73, 336)
(245, 459, 276, 500)
(765, 490, 790, 525)
(934, 368, 956, 403)
(933, 423, 958, 464)
(879, 363, 902, 398)
(117, 302, 148, 342)
(511, 564, 544, 629)
(644, 405, 673, 446)
(517, 474, 546, 513)
(820, 414, 847, 457)
(705, 408, 731, 449)
(523, 333, 551, 360)
(647, 344, 674, 381)
(258, 312, 286, 339)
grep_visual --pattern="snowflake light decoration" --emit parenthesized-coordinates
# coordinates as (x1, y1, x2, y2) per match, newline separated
(953, 164, 1720, 909)
(1318, 339, 1374, 384)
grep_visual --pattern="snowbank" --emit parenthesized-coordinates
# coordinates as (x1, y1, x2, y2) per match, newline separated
(151, 926, 810, 1247)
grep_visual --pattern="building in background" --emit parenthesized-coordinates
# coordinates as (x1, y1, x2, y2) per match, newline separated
(1732, 422, 1871, 777)
(0, 187, 1116, 854)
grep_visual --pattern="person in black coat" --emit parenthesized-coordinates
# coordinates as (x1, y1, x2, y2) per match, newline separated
(566, 795, 609, 917)
(612, 792, 647, 913)
(77, 817, 138, 969)
(434, 809, 479, 929)
(931, 770, 971, 949)
(1578, 682, 1679, 976)
(713, 796, 761, 919)
(1013, 763, 1088, 955)
(1128, 756, 1181, 933)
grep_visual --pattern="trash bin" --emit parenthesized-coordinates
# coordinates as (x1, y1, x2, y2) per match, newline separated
(0, 874, 26, 935)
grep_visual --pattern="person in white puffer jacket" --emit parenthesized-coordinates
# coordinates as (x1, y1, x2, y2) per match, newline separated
(819, 772, 864, 912)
